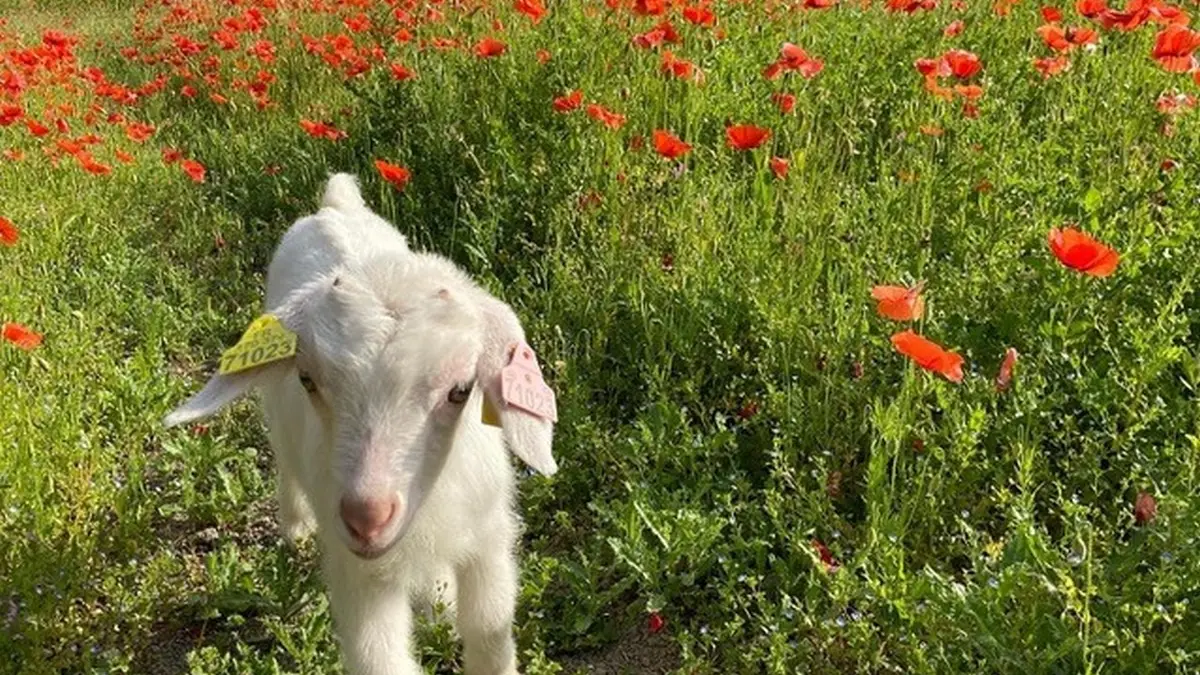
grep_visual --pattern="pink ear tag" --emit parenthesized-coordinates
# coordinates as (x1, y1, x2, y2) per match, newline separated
(500, 342, 558, 422)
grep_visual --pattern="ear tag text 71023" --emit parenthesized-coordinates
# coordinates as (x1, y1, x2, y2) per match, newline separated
(499, 342, 557, 422)
(218, 314, 297, 375)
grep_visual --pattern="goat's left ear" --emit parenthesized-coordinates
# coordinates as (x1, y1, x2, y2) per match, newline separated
(476, 297, 558, 476)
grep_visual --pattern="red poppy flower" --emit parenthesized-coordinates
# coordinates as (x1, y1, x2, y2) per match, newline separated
(536, 49, 552, 64)
(915, 57, 950, 78)
(248, 39, 276, 63)
(995, 347, 1018, 392)
(181, 159, 206, 183)
(299, 119, 346, 141)
(1038, 24, 1072, 51)
(115, 150, 134, 164)
(3, 149, 24, 162)
(661, 51, 700, 81)
(1076, 0, 1107, 16)
(682, 5, 716, 26)
(778, 43, 808, 69)
(515, 0, 547, 23)
(162, 147, 183, 164)
(1151, 4, 1189, 26)
(726, 124, 770, 150)
(3, 322, 42, 350)
(1048, 227, 1119, 276)
(1034, 55, 1072, 77)
(887, 0, 938, 12)
(0, 217, 17, 246)
(374, 159, 411, 190)
(652, 130, 691, 159)
(765, 43, 824, 80)
(125, 122, 156, 143)
(344, 14, 372, 32)
(890, 330, 964, 383)
(1068, 26, 1098, 46)
(1152, 25, 1200, 72)
(586, 104, 626, 130)
(633, 0, 667, 15)
(942, 49, 981, 79)
(943, 20, 965, 37)
(1099, 0, 1156, 30)
(553, 90, 583, 113)
(1042, 5, 1064, 21)
(871, 282, 925, 321)
(647, 612, 665, 633)
(772, 92, 797, 114)
(390, 63, 415, 81)
(24, 118, 49, 137)
(770, 156, 790, 179)
(474, 37, 507, 58)
(0, 104, 22, 126)
(78, 153, 112, 176)
(633, 21, 680, 49)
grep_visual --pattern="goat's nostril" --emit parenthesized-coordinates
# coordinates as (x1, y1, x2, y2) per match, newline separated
(339, 496, 398, 544)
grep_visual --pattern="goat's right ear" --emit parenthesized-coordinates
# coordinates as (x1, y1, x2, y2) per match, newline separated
(163, 360, 290, 428)
(164, 280, 325, 429)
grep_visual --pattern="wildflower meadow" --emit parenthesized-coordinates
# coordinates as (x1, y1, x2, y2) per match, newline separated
(1, 0, 1199, 672)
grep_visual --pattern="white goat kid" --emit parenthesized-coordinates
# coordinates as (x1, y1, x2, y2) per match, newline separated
(163, 173, 558, 675)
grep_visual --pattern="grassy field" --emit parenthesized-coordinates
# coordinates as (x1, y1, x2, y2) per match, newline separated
(1, 0, 1199, 672)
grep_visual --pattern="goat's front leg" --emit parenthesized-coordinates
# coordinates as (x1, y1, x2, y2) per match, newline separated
(326, 567, 421, 675)
(456, 550, 520, 675)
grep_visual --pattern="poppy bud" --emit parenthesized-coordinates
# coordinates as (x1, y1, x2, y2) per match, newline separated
(826, 471, 843, 499)
(811, 539, 839, 573)
(737, 400, 759, 420)
(1134, 492, 1157, 525)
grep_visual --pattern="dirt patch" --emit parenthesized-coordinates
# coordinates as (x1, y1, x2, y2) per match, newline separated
(557, 625, 682, 675)
(129, 621, 210, 675)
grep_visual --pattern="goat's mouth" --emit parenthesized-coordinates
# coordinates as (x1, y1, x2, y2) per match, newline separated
(347, 541, 394, 560)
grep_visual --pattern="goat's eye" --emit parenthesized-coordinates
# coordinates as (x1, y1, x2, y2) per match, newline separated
(447, 383, 472, 405)
(299, 372, 318, 394)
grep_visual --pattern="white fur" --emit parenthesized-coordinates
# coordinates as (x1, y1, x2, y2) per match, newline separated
(164, 173, 557, 675)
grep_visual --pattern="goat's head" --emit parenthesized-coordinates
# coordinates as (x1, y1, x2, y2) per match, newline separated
(164, 251, 557, 559)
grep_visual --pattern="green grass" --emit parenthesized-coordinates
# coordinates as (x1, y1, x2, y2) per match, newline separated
(1, 0, 1198, 672)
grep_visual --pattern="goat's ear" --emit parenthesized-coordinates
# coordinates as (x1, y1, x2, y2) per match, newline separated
(164, 281, 322, 429)
(163, 360, 290, 428)
(477, 298, 558, 476)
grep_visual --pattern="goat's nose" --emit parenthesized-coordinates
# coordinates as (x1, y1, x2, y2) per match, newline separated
(339, 495, 398, 545)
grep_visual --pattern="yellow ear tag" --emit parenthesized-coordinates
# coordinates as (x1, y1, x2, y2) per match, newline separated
(481, 395, 502, 427)
(218, 314, 297, 375)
